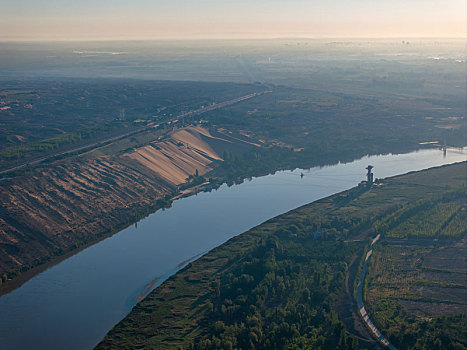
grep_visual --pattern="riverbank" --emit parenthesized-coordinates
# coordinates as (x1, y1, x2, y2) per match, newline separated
(97, 161, 466, 349)
(2, 101, 463, 294)
(0, 172, 226, 297)
(0, 143, 461, 297)
(0, 152, 464, 350)
(0, 220, 130, 296)
(0, 124, 248, 292)
(0, 144, 460, 297)
(0, 138, 420, 295)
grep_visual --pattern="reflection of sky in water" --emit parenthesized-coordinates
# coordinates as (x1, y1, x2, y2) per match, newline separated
(0, 148, 465, 350)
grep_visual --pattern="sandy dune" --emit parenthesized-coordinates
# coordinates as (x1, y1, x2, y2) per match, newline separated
(125, 127, 225, 185)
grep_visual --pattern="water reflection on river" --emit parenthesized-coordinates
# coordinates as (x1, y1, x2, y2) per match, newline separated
(0, 148, 465, 349)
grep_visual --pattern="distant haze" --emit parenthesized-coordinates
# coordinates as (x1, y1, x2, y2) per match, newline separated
(1, 0, 465, 41)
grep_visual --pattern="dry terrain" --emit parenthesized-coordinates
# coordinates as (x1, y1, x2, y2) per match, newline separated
(125, 127, 224, 185)
(0, 125, 255, 284)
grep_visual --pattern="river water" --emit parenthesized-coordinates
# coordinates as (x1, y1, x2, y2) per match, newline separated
(0, 148, 465, 349)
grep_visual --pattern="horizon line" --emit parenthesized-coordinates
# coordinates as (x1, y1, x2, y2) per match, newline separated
(1, 35, 465, 43)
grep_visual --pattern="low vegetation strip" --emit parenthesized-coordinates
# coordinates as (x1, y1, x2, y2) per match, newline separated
(96, 162, 466, 350)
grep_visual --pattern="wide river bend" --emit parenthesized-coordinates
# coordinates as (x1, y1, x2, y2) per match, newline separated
(0, 148, 465, 349)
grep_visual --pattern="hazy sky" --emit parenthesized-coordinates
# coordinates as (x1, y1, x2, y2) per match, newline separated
(2, 0, 465, 40)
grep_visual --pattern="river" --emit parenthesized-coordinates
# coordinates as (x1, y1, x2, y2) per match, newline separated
(0, 148, 465, 349)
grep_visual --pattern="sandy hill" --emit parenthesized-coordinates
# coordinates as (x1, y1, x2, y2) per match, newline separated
(124, 126, 255, 185)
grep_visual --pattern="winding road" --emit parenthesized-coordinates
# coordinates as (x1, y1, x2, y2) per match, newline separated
(356, 234, 397, 350)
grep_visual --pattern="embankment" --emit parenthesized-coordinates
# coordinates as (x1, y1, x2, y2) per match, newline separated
(0, 126, 254, 290)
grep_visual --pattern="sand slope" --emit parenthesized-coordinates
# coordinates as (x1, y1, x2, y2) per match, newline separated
(125, 127, 224, 185)
(0, 157, 172, 276)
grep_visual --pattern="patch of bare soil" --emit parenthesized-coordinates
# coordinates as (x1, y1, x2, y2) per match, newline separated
(379, 239, 467, 318)
(398, 299, 467, 317)
(420, 270, 466, 285)
(423, 244, 467, 273)
(415, 285, 467, 304)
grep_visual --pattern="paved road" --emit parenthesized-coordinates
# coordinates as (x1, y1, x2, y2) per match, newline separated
(0, 90, 270, 176)
(0, 129, 145, 175)
(356, 234, 398, 350)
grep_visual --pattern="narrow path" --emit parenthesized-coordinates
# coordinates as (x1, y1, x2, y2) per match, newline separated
(356, 234, 397, 350)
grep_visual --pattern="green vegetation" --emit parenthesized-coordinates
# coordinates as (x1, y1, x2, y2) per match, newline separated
(3, 75, 464, 180)
(365, 188, 466, 349)
(97, 162, 466, 350)
(0, 43, 465, 345)
(189, 237, 358, 350)
(373, 191, 466, 239)
(366, 238, 467, 349)
(205, 87, 466, 152)
(0, 79, 258, 167)
(203, 86, 466, 183)
(0, 133, 82, 160)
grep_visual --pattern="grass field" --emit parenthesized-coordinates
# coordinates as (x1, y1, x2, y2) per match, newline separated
(366, 190, 466, 349)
